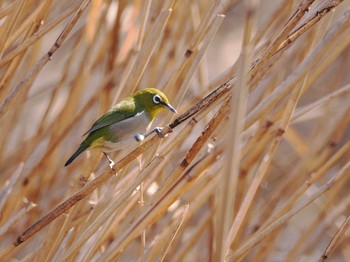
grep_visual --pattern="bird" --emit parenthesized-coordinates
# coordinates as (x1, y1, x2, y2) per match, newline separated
(65, 88, 177, 168)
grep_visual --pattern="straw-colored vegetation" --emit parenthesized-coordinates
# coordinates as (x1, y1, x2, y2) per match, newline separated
(0, 0, 349, 261)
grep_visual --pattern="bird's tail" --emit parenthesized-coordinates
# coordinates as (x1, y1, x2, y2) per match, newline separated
(65, 142, 90, 166)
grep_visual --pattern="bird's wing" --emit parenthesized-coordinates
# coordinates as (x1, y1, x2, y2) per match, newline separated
(83, 97, 141, 136)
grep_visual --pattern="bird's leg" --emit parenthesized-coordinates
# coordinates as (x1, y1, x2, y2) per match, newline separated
(134, 127, 166, 143)
(144, 127, 165, 139)
(103, 153, 115, 169)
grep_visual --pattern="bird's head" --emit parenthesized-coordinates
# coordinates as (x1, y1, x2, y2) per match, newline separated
(133, 88, 177, 120)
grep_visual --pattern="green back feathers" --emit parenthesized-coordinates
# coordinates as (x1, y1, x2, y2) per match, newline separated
(83, 97, 142, 136)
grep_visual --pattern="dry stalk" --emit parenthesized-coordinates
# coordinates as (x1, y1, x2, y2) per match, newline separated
(0, 0, 28, 58)
(0, 1, 82, 69)
(159, 204, 189, 262)
(123, 8, 173, 94)
(215, 1, 256, 260)
(7, 78, 230, 251)
(319, 216, 350, 261)
(228, 161, 350, 261)
(246, 8, 350, 128)
(0, 0, 92, 119)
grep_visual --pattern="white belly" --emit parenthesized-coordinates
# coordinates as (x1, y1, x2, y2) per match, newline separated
(100, 110, 151, 153)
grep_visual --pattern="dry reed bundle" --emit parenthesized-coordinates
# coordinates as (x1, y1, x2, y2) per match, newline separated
(0, 0, 349, 261)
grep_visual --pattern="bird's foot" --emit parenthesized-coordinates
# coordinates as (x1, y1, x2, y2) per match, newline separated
(153, 127, 165, 138)
(109, 160, 115, 169)
(145, 127, 166, 139)
(104, 153, 115, 169)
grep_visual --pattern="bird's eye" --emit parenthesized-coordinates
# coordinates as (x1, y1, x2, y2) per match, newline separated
(153, 94, 161, 104)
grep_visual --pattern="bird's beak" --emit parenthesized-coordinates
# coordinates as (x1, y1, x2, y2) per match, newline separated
(164, 103, 177, 113)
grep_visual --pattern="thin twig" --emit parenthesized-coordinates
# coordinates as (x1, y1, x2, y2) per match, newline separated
(319, 215, 350, 261)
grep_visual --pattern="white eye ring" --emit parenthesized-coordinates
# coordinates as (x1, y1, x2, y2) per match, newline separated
(153, 94, 161, 104)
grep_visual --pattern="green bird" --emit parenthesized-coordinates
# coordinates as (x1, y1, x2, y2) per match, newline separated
(65, 88, 176, 167)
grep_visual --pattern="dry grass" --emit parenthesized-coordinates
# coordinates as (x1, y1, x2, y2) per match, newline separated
(0, 0, 350, 261)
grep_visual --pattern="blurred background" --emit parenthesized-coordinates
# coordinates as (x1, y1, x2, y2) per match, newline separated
(0, 0, 350, 261)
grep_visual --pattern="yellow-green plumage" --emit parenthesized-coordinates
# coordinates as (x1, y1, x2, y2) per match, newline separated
(65, 88, 176, 166)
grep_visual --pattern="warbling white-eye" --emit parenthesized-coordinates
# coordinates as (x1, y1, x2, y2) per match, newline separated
(65, 88, 176, 167)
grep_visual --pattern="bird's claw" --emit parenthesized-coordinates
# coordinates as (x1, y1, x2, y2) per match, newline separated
(154, 127, 165, 138)
(145, 127, 166, 139)
(109, 160, 115, 169)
